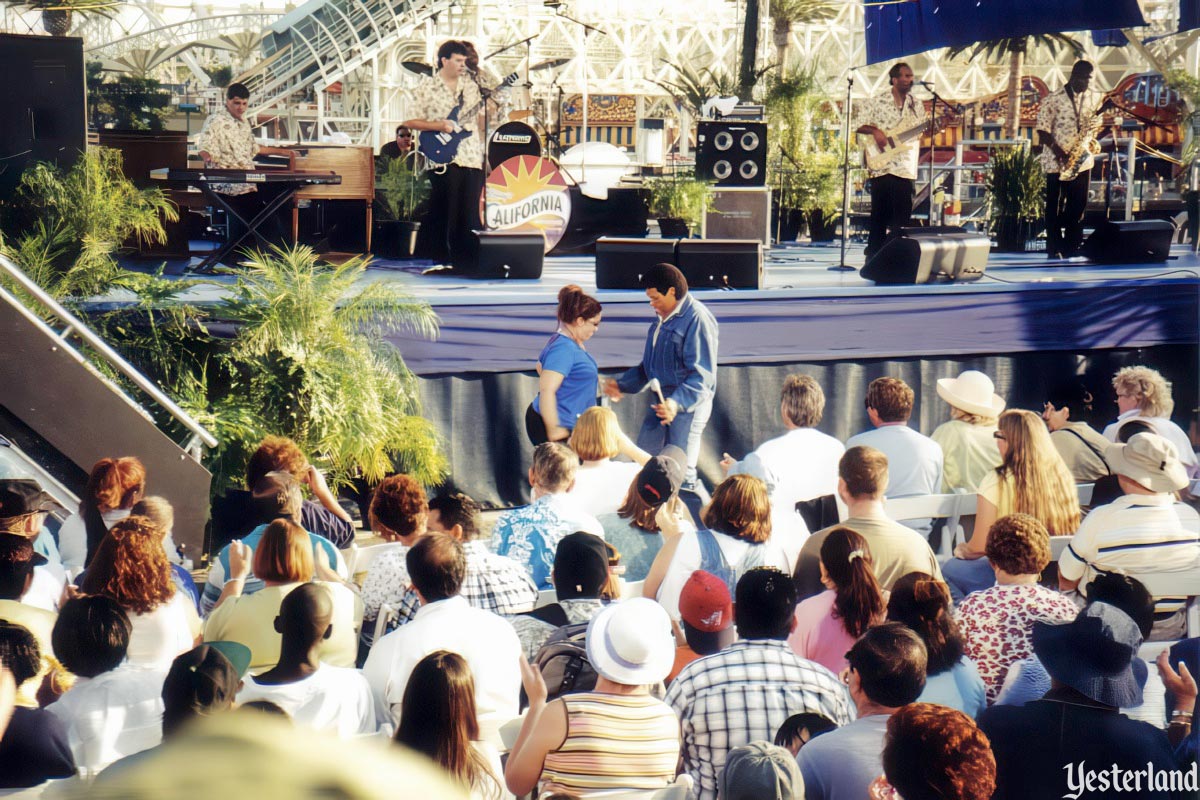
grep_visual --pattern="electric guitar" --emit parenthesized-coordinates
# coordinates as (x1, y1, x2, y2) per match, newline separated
(862, 113, 953, 171)
(418, 71, 520, 165)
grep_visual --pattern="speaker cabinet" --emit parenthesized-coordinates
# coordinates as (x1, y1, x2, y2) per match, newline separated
(861, 229, 990, 284)
(676, 239, 763, 289)
(595, 238, 676, 289)
(473, 231, 545, 279)
(1081, 220, 1173, 264)
(696, 121, 767, 187)
(0, 34, 86, 196)
(702, 187, 771, 244)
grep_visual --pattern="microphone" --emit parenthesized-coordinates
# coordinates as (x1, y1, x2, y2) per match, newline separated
(917, 80, 935, 88)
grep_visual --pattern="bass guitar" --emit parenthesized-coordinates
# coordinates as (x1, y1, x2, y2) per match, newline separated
(862, 113, 953, 172)
(419, 71, 520, 166)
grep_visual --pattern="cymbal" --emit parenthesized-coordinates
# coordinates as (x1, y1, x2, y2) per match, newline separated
(531, 57, 571, 72)
(402, 60, 433, 76)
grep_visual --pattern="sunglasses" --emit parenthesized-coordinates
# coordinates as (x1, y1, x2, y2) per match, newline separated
(993, 431, 1006, 440)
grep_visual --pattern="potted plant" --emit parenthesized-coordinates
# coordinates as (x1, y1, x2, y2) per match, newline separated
(985, 145, 1046, 251)
(374, 154, 429, 258)
(646, 175, 710, 238)
(765, 70, 843, 242)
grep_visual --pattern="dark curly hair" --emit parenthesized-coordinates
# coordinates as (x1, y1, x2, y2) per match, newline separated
(80, 515, 175, 615)
(887, 572, 965, 676)
(369, 475, 428, 541)
(985, 513, 1051, 576)
(883, 703, 996, 800)
(0, 621, 40, 686)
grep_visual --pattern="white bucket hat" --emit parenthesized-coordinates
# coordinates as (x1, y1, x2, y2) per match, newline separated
(586, 597, 675, 685)
(1105, 432, 1189, 493)
(936, 370, 1006, 418)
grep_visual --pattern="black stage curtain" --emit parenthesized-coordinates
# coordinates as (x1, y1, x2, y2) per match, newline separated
(418, 345, 1197, 508)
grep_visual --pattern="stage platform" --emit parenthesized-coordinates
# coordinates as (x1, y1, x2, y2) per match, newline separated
(111, 241, 1200, 506)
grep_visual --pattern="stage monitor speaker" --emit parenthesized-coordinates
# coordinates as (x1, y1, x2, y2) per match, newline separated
(861, 230, 990, 284)
(0, 33, 85, 196)
(702, 187, 771, 244)
(595, 237, 676, 289)
(676, 239, 763, 289)
(473, 231, 545, 279)
(1081, 220, 1173, 264)
(695, 121, 767, 187)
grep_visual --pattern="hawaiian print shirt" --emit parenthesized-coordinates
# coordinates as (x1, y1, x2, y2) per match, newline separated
(409, 73, 485, 170)
(854, 89, 927, 179)
(196, 107, 260, 195)
(1036, 86, 1103, 174)
(491, 493, 604, 590)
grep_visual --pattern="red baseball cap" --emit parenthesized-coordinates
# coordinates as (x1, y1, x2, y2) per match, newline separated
(678, 570, 733, 633)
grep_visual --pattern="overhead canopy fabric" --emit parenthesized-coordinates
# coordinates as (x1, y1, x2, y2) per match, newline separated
(864, 0, 1147, 64)
(1181, 0, 1200, 33)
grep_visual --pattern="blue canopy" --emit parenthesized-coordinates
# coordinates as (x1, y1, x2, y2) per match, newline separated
(864, 0, 1147, 64)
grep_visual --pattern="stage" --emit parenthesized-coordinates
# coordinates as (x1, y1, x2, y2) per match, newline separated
(115, 241, 1200, 507)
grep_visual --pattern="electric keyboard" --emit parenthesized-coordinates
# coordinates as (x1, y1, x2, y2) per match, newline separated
(150, 168, 341, 185)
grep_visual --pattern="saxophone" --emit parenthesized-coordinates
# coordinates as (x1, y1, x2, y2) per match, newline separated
(1059, 112, 1104, 181)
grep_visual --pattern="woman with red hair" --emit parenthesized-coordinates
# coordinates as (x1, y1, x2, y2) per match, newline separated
(869, 703, 996, 800)
(80, 515, 199, 668)
(58, 457, 146, 570)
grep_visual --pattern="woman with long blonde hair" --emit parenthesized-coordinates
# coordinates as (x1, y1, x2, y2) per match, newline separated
(943, 409, 1080, 600)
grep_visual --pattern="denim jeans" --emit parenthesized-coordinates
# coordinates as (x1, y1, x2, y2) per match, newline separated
(634, 396, 713, 494)
(942, 556, 996, 602)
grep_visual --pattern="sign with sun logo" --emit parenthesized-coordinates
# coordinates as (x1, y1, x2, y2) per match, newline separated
(480, 156, 573, 253)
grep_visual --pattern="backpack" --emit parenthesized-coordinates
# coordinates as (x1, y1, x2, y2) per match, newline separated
(525, 620, 597, 710)
(696, 527, 772, 595)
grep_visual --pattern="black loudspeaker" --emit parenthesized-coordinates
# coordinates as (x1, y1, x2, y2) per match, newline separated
(0, 34, 86, 196)
(1081, 220, 1173, 264)
(473, 231, 544, 279)
(595, 238, 676, 289)
(861, 229, 990, 284)
(676, 239, 763, 289)
(696, 121, 767, 187)
(703, 187, 771, 244)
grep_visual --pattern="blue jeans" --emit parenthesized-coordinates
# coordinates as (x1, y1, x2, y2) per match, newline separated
(635, 396, 713, 494)
(942, 556, 996, 603)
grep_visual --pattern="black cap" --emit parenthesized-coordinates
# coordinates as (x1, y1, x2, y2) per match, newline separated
(553, 532, 610, 600)
(0, 533, 48, 570)
(0, 479, 66, 520)
(636, 445, 686, 507)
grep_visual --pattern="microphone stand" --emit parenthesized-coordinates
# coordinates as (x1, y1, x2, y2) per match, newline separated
(922, 81, 953, 227)
(553, 9, 606, 182)
(830, 73, 855, 271)
(470, 69, 493, 232)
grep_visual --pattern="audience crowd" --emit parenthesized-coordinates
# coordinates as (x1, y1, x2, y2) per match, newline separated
(1, 364, 1198, 800)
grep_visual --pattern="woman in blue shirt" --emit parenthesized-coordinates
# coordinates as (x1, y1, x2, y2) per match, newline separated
(526, 285, 602, 445)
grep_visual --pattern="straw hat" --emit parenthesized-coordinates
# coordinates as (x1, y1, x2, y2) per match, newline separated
(936, 371, 1005, 418)
(1105, 432, 1189, 493)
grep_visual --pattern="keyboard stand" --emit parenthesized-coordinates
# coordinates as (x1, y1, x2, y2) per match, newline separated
(190, 184, 302, 274)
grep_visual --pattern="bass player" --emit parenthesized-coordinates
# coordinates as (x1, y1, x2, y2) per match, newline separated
(1037, 60, 1102, 259)
(403, 40, 485, 270)
(855, 62, 928, 259)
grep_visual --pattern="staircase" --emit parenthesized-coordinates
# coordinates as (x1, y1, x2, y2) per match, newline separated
(0, 256, 216, 561)
(237, 0, 456, 121)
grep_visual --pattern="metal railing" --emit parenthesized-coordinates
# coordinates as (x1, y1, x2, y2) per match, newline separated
(0, 254, 217, 461)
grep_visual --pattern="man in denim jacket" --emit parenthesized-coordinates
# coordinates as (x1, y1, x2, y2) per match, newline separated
(604, 263, 719, 493)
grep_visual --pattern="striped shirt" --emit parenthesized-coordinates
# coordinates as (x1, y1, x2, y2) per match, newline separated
(539, 692, 681, 796)
(664, 640, 854, 800)
(1059, 493, 1200, 614)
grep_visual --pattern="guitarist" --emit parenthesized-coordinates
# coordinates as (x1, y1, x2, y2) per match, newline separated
(403, 40, 485, 270)
(1036, 61, 1101, 259)
(855, 62, 928, 260)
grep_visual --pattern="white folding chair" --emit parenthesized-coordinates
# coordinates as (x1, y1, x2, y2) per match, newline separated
(620, 579, 645, 600)
(1048, 535, 1074, 561)
(1128, 565, 1200, 638)
(373, 602, 397, 644)
(598, 774, 695, 800)
(1077, 483, 1095, 507)
(534, 588, 557, 609)
(883, 492, 978, 557)
(349, 541, 407, 586)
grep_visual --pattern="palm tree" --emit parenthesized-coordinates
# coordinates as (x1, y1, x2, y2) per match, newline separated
(769, 0, 837, 74)
(217, 245, 446, 487)
(946, 35, 1084, 139)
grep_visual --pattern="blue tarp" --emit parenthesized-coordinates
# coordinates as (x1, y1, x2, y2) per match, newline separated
(1181, 0, 1200, 33)
(864, 0, 1147, 64)
(1092, 29, 1129, 47)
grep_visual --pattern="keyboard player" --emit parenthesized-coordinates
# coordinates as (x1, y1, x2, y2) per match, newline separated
(196, 82, 298, 246)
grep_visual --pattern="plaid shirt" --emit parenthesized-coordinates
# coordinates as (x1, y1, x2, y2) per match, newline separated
(393, 540, 538, 625)
(664, 639, 854, 800)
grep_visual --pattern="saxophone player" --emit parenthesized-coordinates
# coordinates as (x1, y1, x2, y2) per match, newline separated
(1036, 61, 1102, 259)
